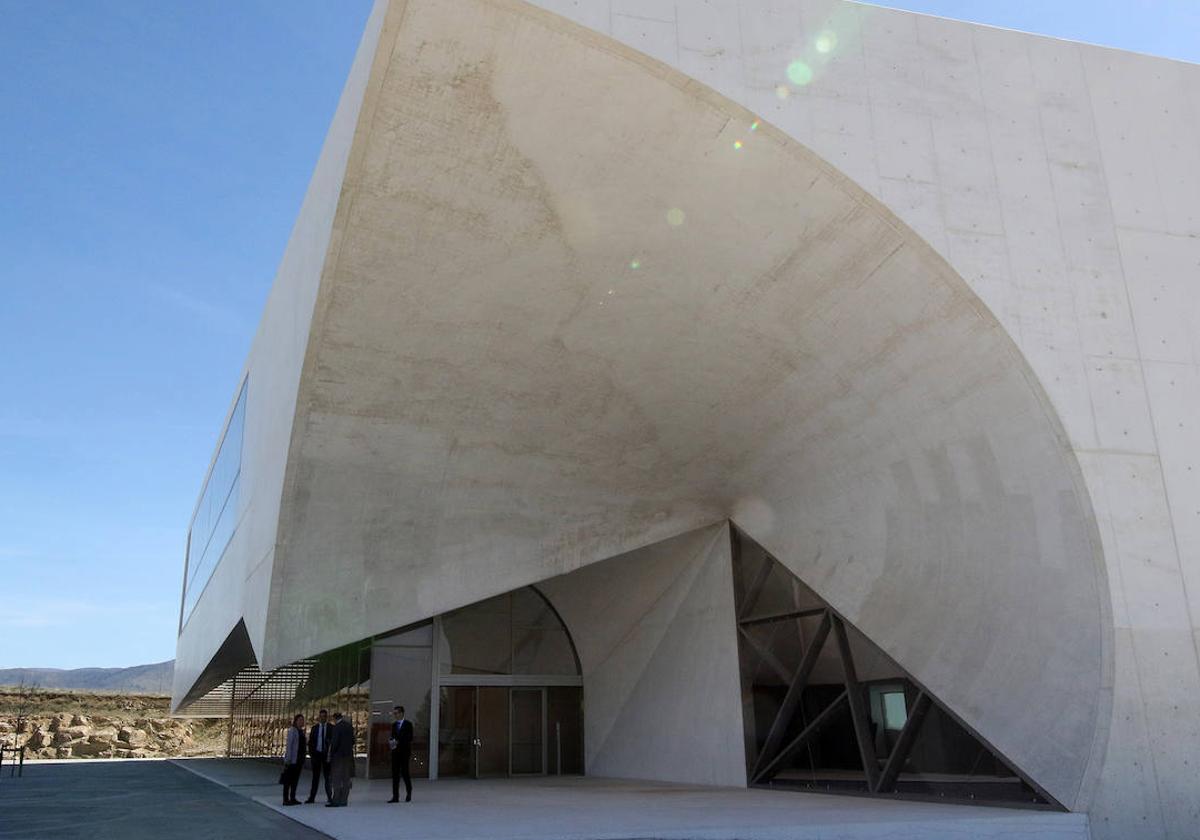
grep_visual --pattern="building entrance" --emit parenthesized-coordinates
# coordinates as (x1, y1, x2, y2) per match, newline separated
(439, 685, 582, 777)
(439, 685, 569, 777)
(370, 586, 585, 780)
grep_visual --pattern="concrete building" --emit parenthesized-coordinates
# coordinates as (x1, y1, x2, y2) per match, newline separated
(171, 2, 1200, 838)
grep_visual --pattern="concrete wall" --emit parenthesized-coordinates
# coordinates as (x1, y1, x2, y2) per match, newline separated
(171, 0, 389, 707)
(258, 0, 1107, 815)
(520, 3, 1200, 836)
(539, 523, 746, 786)
(174, 2, 1200, 836)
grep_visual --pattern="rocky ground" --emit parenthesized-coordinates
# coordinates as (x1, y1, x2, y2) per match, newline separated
(0, 688, 225, 759)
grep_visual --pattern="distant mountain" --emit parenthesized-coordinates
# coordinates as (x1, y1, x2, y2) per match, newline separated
(0, 660, 174, 695)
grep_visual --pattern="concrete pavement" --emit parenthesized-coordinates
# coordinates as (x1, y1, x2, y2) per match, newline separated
(174, 758, 1090, 840)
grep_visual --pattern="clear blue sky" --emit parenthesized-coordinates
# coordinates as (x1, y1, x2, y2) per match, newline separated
(1, 1, 1196, 671)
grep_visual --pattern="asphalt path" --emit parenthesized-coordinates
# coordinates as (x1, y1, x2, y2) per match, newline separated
(0, 760, 330, 839)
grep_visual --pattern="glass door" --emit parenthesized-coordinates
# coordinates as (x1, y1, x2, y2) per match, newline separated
(476, 687, 509, 777)
(438, 685, 573, 777)
(510, 688, 545, 775)
(438, 686, 476, 777)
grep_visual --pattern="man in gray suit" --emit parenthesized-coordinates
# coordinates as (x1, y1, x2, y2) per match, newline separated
(325, 712, 356, 807)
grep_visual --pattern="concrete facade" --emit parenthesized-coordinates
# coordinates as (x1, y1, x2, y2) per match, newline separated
(173, 2, 1200, 838)
(507, 4, 1200, 835)
(172, 0, 390, 703)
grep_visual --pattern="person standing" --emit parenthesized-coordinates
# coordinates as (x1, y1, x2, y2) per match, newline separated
(305, 709, 332, 804)
(387, 705, 414, 803)
(326, 711, 356, 807)
(281, 713, 306, 806)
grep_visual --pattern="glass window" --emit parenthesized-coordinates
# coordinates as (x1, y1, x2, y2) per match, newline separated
(512, 589, 578, 675)
(440, 593, 513, 676)
(369, 625, 433, 778)
(730, 526, 1050, 806)
(882, 691, 907, 731)
(438, 588, 579, 677)
(180, 379, 247, 627)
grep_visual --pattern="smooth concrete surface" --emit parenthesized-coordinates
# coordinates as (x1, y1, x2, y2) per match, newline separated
(245, 0, 1107, 812)
(175, 758, 1091, 840)
(539, 524, 745, 786)
(0, 760, 329, 840)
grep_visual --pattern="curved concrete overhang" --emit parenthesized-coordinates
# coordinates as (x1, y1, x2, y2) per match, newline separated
(262, 0, 1111, 809)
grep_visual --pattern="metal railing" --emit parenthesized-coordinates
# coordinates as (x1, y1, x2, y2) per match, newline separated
(0, 744, 26, 779)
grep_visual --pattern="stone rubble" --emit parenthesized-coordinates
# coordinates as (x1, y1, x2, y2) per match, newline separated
(0, 708, 223, 760)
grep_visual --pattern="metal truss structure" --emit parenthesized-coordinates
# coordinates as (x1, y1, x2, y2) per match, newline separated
(730, 526, 1057, 807)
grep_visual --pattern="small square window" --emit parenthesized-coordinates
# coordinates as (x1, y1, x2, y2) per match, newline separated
(882, 691, 908, 730)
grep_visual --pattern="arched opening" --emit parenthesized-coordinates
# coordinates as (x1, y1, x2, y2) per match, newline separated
(368, 586, 584, 780)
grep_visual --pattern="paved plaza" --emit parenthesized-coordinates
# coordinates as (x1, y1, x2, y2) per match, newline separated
(174, 758, 1089, 840)
(0, 758, 1095, 839)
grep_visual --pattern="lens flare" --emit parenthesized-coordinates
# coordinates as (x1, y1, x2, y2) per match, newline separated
(815, 31, 838, 54)
(786, 60, 813, 86)
(666, 207, 686, 226)
(733, 140, 743, 150)
(750, 121, 760, 132)
(775, 84, 790, 100)
(629, 258, 641, 270)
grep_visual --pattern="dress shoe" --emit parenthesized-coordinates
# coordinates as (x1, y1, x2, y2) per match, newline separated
(304, 798, 315, 804)
(405, 795, 411, 802)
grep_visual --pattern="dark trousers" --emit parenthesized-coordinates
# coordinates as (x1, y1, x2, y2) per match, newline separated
(308, 753, 331, 802)
(391, 748, 412, 800)
(282, 762, 302, 803)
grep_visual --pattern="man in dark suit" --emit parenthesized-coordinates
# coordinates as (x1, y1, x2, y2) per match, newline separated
(305, 708, 333, 804)
(326, 712, 355, 807)
(387, 705, 414, 803)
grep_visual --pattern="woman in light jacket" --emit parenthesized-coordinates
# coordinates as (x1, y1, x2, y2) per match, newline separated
(282, 713, 307, 806)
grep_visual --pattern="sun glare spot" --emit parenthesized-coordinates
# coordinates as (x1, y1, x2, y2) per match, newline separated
(815, 31, 838, 54)
(786, 60, 813, 86)
(666, 207, 686, 226)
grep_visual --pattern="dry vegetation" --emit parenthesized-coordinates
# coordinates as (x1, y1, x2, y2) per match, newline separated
(0, 687, 225, 759)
